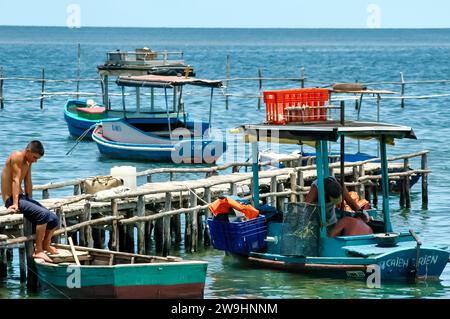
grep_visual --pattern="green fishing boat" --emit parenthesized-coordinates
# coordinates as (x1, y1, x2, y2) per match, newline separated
(35, 244, 207, 299)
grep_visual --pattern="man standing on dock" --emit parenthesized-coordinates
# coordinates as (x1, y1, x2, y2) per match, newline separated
(1, 140, 59, 262)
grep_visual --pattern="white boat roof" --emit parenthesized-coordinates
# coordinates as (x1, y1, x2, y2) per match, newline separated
(116, 74, 223, 88)
(241, 120, 416, 142)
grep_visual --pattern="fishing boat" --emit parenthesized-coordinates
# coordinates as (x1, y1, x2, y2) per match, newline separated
(64, 48, 194, 139)
(208, 96, 448, 282)
(91, 74, 226, 163)
(64, 99, 185, 139)
(34, 244, 208, 299)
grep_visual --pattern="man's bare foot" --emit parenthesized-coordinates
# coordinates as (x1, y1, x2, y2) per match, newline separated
(45, 246, 60, 255)
(33, 251, 53, 263)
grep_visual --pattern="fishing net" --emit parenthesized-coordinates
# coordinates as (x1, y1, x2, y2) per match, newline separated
(280, 202, 321, 257)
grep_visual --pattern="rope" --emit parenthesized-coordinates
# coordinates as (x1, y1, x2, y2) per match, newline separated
(182, 184, 210, 205)
(65, 123, 97, 156)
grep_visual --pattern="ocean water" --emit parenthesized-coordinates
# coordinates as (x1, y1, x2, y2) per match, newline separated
(0, 27, 450, 299)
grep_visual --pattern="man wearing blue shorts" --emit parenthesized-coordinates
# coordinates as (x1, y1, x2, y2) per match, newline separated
(2, 140, 59, 262)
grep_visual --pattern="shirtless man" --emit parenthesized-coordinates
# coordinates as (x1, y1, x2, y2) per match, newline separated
(328, 211, 373, 237)
(1, 140, 59, 262)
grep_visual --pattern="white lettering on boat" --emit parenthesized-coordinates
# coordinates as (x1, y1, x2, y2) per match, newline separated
(379, 254, 440, 270)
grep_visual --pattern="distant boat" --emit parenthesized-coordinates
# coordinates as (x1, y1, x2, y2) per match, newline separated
(35, 244, 208, 299)
(64, 47, 195, 139)
(63, 98, 184, 139)
(91, 74, 226, 164)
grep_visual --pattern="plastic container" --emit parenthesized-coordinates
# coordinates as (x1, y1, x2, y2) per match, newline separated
(207, 215, 267, 255)
(110, 166, 137, 190)
(263, 88, 329, 124)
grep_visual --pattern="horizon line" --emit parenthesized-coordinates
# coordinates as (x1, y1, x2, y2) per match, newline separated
(1, 25, 450, 30)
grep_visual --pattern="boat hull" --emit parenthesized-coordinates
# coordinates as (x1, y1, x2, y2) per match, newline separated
(92, 123, 226, 163)
(244, 245, 449, 282)
(35, 260, 207, 299)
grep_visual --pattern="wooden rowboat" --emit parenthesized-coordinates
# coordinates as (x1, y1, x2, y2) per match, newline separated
(34, 244, 207, 299)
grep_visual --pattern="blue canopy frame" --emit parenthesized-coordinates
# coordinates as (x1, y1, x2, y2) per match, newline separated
(244, 120, 415, 254)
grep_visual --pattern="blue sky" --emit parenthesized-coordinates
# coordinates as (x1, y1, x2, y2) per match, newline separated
(0, 0, 449, 28)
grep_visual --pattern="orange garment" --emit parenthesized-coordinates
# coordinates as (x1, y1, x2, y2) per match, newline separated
(208, 197, 259, 220)
(340, 191, 370, 212)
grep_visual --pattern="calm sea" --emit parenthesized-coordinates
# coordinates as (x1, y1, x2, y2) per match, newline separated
(0, 27, 449, 299)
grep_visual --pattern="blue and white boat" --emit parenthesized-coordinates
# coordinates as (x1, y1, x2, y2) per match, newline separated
(64, 99, 184, 139)
(209, 115, 448, 282)
(92, 75, 226, 163)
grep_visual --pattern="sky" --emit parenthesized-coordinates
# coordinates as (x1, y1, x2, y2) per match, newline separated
(0, 0, 449, 28)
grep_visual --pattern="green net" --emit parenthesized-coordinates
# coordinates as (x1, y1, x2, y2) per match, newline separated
(280, 202, 321, 257)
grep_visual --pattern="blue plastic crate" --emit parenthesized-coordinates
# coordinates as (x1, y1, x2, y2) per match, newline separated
(207, 215, 267, 255)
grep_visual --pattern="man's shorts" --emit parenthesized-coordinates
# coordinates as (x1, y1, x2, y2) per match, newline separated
(5, 194, 59, 229)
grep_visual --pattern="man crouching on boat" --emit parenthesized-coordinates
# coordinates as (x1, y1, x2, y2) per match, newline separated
(1, 140, 59, 262)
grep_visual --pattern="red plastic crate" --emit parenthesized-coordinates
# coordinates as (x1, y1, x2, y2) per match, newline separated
(263, 88, 329, 124)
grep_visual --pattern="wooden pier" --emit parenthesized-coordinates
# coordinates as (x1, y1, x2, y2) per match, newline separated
(0, 151, 430, 288)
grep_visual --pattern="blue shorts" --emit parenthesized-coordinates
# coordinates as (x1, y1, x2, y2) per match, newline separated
(5, 194, 59, 230)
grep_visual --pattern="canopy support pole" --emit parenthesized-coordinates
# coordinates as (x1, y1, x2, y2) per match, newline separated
(316, 141, 327, 242)
(208, 87, 214, 130)
(251, 141, 260, 209)
(380, 135, 392, 232)
(121, 86, 126, 118)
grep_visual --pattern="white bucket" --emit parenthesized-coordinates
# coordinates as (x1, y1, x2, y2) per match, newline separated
(110, 166, 137, 190)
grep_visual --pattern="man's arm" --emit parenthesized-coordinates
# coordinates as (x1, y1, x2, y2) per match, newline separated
(10, 155, 23, 209)
(24, 164, 32, 199)
(328, 218, 347, 237)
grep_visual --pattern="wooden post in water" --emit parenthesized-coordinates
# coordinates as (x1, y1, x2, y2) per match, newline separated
(162, 193, 172, 256)
(84, 202, 93, 248)
(399, 177, 405, 208)
(270, 176, 277, 208)
(203, 187, 212, 246)
(79, 205, 87, 247)
(300, 67, 305, 88)
(404, 159, 411, 208)
(400, 72, 405, 108)
(172, 191, 182, 244)
(124, 210, 134, 253)
(257, 68, 263, 110)
(76, 43, 81, 100)
(359, 164, 366, 199)
(421, 153, 428, 207)
(154, 212, 163, 253)
(277, 183, 285, 211)
(298, 170, 305, 202)
(0, 233, 7, 278)
(136, 195, 146, 255)
(225, 55, 230, 110)
(42, 189, 49, 200)
(372, 183, 378, 208)
(0, 67, 4, 109)
(39, 68, 45, 109)
(23, 219, 38, 291)
(111, 199, 119, 252)
(19, 244, 27, 283)
(146, 174, 152, 183)
(290, 171, 298, 203)
(230, 182, 237, 196)
(190, 191, 198, 253)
